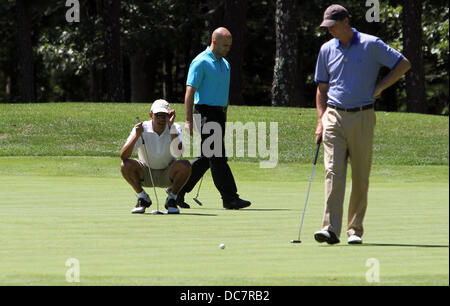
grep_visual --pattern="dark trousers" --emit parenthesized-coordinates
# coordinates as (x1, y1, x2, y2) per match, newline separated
(180, 104, 238, 202)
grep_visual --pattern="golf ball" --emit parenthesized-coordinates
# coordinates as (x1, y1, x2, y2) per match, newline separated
(219, 243, 225, 249)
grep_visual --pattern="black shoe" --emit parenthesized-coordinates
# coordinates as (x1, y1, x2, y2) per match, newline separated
(314, 230, 340, 245)
(223, 198, 251, 210)
(177, 201, 191, 209)
(131, 197, 152, 214)
(167, 188, 190, 209)
(165, 197, 180, 214)
(175, 192, 190, 209)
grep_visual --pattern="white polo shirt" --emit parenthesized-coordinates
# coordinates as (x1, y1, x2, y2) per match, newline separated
(126, 121, 183, 170)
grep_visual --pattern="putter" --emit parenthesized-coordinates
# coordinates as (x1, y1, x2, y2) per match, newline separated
(291, 142, 321, 244)
(192, 175, 204, 206)
(136, 117, 166, 215)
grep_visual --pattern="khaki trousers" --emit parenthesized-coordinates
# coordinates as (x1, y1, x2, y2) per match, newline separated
(321, 107, 376, 238)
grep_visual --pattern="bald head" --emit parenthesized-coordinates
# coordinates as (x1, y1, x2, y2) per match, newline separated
(212, 27, 232, 43)
(210, 27, 232, 59)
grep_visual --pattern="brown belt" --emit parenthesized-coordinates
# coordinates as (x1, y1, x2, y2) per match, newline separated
(327, 104, 374, 112)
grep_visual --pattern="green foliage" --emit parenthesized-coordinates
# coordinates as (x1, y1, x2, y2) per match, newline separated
(0, 1, 448, 114)
(0, 1, 17, 102)
(422, 1, 449, 115)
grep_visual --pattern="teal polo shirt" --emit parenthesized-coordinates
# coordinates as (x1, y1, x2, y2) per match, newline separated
(314, 28, 404, 108)
(186, 47, 230, 107)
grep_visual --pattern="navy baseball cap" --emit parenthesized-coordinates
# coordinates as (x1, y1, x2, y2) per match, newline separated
(320, 4, 350, 27)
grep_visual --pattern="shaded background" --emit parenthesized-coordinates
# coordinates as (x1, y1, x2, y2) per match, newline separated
(0, 0, 448, 114)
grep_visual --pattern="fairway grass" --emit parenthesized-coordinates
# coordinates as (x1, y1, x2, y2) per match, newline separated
(0, 158, 448, 286)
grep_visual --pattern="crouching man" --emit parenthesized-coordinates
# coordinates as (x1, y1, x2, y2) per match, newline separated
(120, 99, 191, 214)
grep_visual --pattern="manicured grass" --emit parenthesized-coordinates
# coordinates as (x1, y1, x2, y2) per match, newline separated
(0, 158, 448, 285)
(0, 103, 448, 165)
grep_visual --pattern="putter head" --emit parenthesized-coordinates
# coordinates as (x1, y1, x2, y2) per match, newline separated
(151, 210, 167, 215)
(290, 240, 302, 244)
(193, 198, 203, 206)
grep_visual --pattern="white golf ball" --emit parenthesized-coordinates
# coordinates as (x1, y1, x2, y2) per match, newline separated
(219, 243, 225, 249)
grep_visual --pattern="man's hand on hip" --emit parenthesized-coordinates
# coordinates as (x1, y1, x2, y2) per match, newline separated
(372, 85, 384, 99)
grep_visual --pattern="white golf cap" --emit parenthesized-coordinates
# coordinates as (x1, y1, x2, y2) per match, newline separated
(150, 99, 170, 114)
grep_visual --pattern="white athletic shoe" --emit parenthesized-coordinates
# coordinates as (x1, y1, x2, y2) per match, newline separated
(131, 197, 152, 214)
(167, 206, 180, 214)
(314, 230, 340, 244)
(348, 235, 363, 245)
(165, 198, 180, 214)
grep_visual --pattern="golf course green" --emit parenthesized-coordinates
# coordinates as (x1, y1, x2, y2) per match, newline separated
(0, 103, 448, 285)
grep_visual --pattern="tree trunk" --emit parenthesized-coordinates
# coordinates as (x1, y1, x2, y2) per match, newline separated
(6, 76, 12, 96)
(380, 81, 398, 112)
(103, 0, 124, 102)
(402, 0, 426, 113)
(224, 0, 247, 106)
(123, 54, 131, 102)
(162, 50, 174, 102)
(15, 0, 35, 103)
(89, 62, 102, 102)
(272, 0, 299, 107)
(129, 52, 153, 102)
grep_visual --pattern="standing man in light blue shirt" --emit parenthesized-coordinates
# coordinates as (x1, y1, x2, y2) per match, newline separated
(313, 5, 411, 245)
(178, 27, 251, 210)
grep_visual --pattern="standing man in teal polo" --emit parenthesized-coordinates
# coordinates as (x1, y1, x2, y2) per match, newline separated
(178, 27, 251, 210)
(313, 5, 411, 244)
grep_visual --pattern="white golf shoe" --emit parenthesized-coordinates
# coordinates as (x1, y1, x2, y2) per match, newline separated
(314, 230, 340, 245)
(165, 198, 180, 214)
(348, 235, 363, 245)
(131, 197, 152, 214)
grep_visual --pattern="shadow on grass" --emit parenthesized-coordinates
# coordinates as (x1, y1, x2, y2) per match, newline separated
(196, 208, 295, 212)
(360, 243, 449, 248)
(317, 243, 449, 248)
(233, 208, 296, 212)
(180, 212, 218, 216)
(142, 212, 218, 216)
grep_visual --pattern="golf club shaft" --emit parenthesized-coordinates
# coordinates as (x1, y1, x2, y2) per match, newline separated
(195, 175, 203, 198)
(136, 117, 160, 210)
(296, 142, 321, 240)
(192, 175, 204, 206)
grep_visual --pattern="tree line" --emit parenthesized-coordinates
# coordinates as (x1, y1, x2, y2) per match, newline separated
(0, 0, 448, 115)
